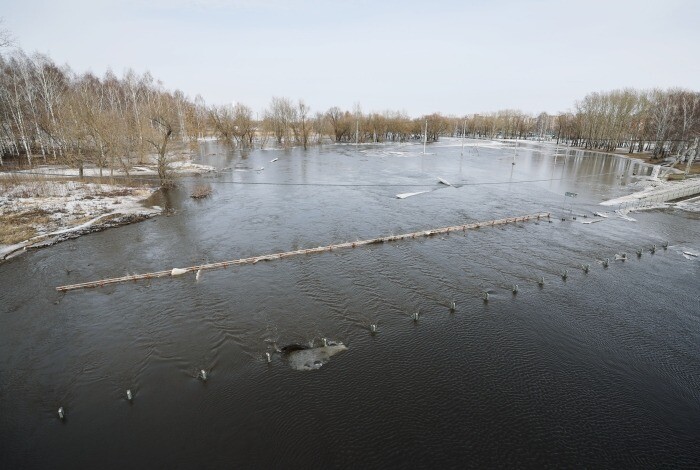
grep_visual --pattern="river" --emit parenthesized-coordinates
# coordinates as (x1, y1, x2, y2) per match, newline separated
(1, 139, 698, 468)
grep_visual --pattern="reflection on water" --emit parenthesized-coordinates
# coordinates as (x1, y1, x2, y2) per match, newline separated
(1, 139, 698, 468)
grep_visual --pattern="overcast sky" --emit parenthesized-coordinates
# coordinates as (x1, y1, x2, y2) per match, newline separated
(2, 0, 699, 116)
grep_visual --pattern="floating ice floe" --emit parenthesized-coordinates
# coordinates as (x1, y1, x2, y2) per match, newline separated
(396, 191, 431, 199)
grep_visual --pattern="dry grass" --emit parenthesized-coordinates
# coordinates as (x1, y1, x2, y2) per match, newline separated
(0, 173, 150, 200)
(0, 209, 52, 244)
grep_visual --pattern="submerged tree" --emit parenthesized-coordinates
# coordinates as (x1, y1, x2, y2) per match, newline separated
(144, 91, 180, 187)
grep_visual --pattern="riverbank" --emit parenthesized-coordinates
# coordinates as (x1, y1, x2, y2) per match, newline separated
(599, 175, 700, 213)
(0, 157, 218, 261)
(0, 180, 161, 261)
(605, 148, 700, 175)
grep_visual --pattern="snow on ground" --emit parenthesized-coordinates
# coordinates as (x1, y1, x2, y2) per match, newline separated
(167, 161, 217, 173)
(10, 156, 216, 178)
(0, 181, 160, 260)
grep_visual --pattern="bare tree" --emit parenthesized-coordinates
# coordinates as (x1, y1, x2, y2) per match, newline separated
(296, 100, 311, 149)
(144, 92, 179, 187)
(266, 96, 295, 146)
(232, 103, 255, 147)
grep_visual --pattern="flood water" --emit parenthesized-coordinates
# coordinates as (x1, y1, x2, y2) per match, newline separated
(1, 139, 699, 468)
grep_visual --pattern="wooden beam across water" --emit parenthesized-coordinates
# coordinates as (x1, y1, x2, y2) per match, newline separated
(55, 212, 550, 292)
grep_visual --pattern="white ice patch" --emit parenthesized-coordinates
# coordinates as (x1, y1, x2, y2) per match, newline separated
(168, 161, 217, 174)
(396, 191, 431, 199)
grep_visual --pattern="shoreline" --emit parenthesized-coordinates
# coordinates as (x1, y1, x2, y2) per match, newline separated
(0, 182, 162, 262)
(0, 158, 217, 262)
(0, 210, 159, 262)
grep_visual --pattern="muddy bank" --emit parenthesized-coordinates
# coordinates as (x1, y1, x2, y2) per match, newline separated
(1, 212, 159, 261)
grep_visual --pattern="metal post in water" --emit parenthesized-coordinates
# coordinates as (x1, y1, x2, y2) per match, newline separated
(603, 258, 609, 268)
(562, 270, 568, 280)
(58, 407, 65, 420)
(637, 249, 642, 258)
(449, 300, 456, 312)
(126, 389, 133, 402)
(265, 352, 272, 363)
(512, 284, 518, 294)
(483, 291, 489, 302)
(370, 324, 377, 335)
(412, 311, 419, 322)
(200, 370, 207, 382)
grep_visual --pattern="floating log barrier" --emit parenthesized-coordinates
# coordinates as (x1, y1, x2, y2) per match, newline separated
(56, 212, 550, 292)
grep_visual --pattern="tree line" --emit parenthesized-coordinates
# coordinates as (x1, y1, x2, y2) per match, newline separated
(1, 47, 698, 186)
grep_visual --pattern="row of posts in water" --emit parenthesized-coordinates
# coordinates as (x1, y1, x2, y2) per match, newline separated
(54, 240, 669, 421)
(366, 242, 669, 333)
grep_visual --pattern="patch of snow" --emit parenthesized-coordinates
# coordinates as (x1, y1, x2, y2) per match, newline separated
(1, 180, 159, 261)
(600, 177, 700, 213)
(168, 161, 217, 174)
